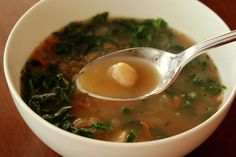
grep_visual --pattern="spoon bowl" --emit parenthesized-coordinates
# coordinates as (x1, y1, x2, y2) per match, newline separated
(77, 30, 236, 101)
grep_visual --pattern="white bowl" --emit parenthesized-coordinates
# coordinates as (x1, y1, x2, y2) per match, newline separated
(4, 0, 236, 156)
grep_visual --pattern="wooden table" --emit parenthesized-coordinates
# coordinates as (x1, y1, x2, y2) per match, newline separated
(0, 0, 236, 156)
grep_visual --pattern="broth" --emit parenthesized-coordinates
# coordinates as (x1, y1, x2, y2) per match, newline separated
(21, 12, 225, 142)
(78, 56, 160, 98)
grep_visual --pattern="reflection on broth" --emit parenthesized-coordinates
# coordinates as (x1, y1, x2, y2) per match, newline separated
(21, 12, 225, 142)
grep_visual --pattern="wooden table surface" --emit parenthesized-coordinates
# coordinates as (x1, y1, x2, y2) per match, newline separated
(0, 0, 236, 156)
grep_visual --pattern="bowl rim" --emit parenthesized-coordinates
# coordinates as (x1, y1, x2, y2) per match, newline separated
(3, 0, 236, 148)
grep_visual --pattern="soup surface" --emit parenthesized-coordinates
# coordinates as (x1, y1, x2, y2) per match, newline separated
(21, 12, 225, 142)
(77, 56, 160, 98)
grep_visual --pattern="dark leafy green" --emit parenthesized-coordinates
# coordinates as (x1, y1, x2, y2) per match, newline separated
(206, 79, 226, 95)
(21, 63, 76, 127)
(78, 128, 95, 138)
(190, 74, 204, 85)
(186, 92, 197, 100)
(76, 122, 110, 138)
(196, 58, 208, 68)
(181, 101, 192, 109)
(126, 130, 136, 142)
(156, 129, 167, 139)
(91, 12, 109, 26)
(114, 19, 137, 30)
(164, 87, 174, 95)
(91, 122, 110, 131)
(42, 106, 72, 123)
(122, 106, 133, 115)
(189, 74, 225, 95)
(52, 13, 109, 56)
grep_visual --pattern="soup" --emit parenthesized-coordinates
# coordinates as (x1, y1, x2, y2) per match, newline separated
(21, 12, 225, 142)
(77, 56, 160, 98)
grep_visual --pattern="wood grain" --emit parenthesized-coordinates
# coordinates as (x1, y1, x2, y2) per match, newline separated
(0, 0, 235, 156)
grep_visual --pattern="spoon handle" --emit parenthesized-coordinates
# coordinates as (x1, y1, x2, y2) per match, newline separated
(178, 30, 236, 67)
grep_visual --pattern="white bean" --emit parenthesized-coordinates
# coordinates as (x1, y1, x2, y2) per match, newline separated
(109, 62, 137, 87)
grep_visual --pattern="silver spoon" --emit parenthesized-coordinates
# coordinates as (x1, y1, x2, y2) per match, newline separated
(77, 30, 236, 101)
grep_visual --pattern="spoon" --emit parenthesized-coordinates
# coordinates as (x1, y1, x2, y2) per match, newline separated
(77, 30, 236, 101)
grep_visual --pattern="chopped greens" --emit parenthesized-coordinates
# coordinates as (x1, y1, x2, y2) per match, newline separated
(42, 106, 72, 123)
(164, 87, 174, 95)
(190, 74, 204, 85)
(122, 106, 133, 115)
(21, 64, 76, 126)
(126, 130, 136, 142)
(54, 41, 74, 54)
(207, 79, 226, 95)
(189, 74, 225, 95)
(186, 92, 197, 100)
(114, 19, 137, 30)
(196, 58, 208, 68)
(181, 101, 192, 109)
(155, 18, 168, 29)
(78, 128, 95, 138)
(156, 130, 167, 139)
(202, 106, 217, 121)
(76, 122, 110, 138)
(52, 13, 108, 56)
(91, 122, 110, 131)
(91, 12, 109, 25)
